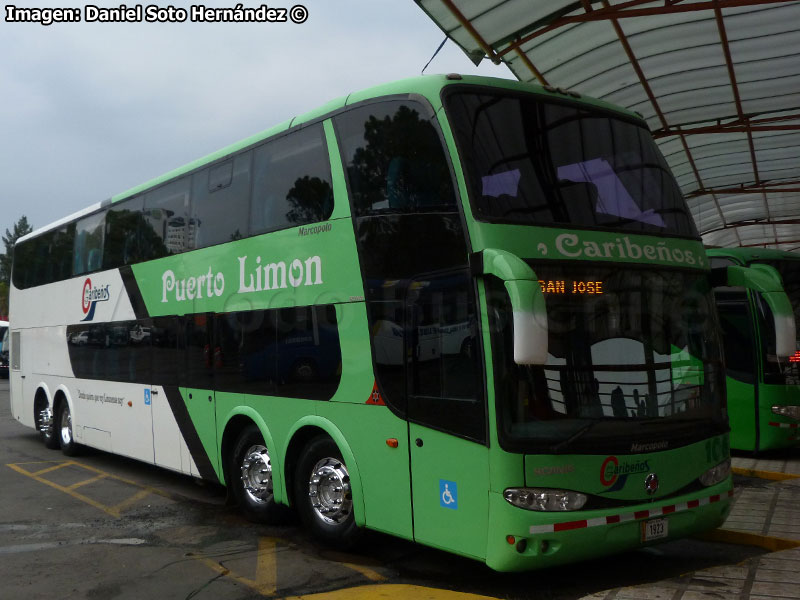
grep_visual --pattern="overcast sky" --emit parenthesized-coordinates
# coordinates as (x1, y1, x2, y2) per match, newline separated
(0, 0, 512, 241)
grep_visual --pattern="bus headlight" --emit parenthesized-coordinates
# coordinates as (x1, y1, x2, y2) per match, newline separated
(772, 405, 800, 420)
(699, 459, 731, 487)
(503, 488, 587, 511)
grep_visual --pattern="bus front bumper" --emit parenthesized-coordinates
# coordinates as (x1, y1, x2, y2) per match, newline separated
(484, 479, 733, 572)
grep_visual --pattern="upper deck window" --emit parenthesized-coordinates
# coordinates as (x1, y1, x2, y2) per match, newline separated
(445, 90, 698, 238)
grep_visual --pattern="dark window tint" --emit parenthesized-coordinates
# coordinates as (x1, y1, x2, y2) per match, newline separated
(142, 177, 192, 258)
(336, 100, 457, 216)
(446, 91, 697, 237)
(182, 314, 213, 389)
(214, 310, 278, 395)
(104, 197, 144, 269)
(73, 211, 106, 276)
(67, 320, 150, 383)
(714, 290, 756, 381)
(18, 225, 76, 288)
(336, 99, 476, 421)
(11, 238, 34, 289)
(251, 124, 333, 234)
(151, 317, 180, 386)
(406, 271, 484, 442)
(275, 305, 341, 400)
(191, 153, 252, 248)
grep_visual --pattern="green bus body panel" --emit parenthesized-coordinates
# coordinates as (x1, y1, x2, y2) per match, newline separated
(725, 377, 758, 451)
(131, 218, 363, 317)
(409, 423, 490, 561)
(474, 224, 708, 269)
(758, 384, 800, 450)
(315, 403, 413, 538)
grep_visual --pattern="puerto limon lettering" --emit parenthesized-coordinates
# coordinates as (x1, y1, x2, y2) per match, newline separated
(160, 255, 323, 303)
(238, 255, 322, 293)
(555, 233, 701, 266)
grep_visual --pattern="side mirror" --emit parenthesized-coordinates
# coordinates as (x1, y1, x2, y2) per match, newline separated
(725, 265, 796, 358)
(476, 248, 548, 365)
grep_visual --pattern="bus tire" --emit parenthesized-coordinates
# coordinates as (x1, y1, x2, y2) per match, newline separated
(37, 402, 59, 450)
(229, 425, 285, 524)
(294, 435, 360, 548)
(57, 402, 79, 456)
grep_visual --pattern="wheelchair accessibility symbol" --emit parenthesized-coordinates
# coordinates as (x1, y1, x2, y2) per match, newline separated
(439, 479, 458, 510)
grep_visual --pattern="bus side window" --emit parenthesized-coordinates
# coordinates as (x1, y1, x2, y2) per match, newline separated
(104, 197, 143, 268)
(251, 124, 333, 235)
(73, 210, 106, 276)
(406, 272, 484, 442)
(141, 177, 191, 258)
(335, 100, 457, 216)
(190, 152, 252, 248)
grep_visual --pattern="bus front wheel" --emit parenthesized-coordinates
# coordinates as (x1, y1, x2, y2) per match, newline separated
(294, 436, 360, 548)
(229, 425, 285, 524)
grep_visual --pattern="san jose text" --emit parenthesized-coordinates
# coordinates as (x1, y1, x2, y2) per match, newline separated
(5, 4, 292, 25)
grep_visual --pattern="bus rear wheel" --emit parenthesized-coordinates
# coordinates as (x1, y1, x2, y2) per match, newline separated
(38, 405, 59, 449)
(57, 402, 79, 456)
(294, 436, 360, 548)
(229, 425, 285, 524)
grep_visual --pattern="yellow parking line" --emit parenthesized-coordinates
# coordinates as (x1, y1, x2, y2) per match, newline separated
(68, 473, 109, 490)
(256, 537, 278, 596)
(6, 460, 181, 518)
(319, 551, 387, 583)
(6, 463, 121, 517)
(109, 488, 153, 514)
(31, 461, 77, 477)
(732, 467, 800, 481)
(699, 528, 800, 551)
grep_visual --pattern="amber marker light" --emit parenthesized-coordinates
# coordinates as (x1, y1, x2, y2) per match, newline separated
(386, 438, 399, 448)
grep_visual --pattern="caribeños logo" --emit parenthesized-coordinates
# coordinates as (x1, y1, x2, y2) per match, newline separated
(600, 455, 651, 492)
(81, 278, 110, 321)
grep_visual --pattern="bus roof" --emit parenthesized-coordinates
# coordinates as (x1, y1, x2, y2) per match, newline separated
(23, 74, 643, 242)
(707, 247, 800, 265)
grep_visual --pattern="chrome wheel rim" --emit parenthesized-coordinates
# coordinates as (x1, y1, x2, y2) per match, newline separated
(240, 445, 273, 504)
(308, 457, 352, 525)
(60, 406, 72, 446)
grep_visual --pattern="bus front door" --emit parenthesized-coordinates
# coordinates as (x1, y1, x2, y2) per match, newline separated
(406, 281, 490, 560)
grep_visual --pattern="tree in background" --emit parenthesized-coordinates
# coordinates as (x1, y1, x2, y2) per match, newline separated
(0, 215, 33, 317)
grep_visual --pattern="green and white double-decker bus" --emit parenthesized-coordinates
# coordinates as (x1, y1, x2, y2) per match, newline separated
(10, 75, 763, 571)
(708, 247, 800, 451)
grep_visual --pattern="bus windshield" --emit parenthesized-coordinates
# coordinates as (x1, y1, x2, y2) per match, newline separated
(488, 264, 726, 453)
(445, 89, 698, 238)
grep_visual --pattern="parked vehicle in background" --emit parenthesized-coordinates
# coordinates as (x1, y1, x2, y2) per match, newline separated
(708, 247, 800, 451)
(0, 326, 8, 378)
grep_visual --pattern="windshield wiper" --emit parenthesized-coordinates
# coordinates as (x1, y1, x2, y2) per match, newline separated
(549, 420, 600, 454)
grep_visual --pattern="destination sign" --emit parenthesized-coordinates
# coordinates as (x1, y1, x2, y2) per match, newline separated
(538, 279, 604, 295)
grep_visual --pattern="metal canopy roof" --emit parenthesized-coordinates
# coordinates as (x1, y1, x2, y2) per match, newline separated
(416, 0, 800, 251)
